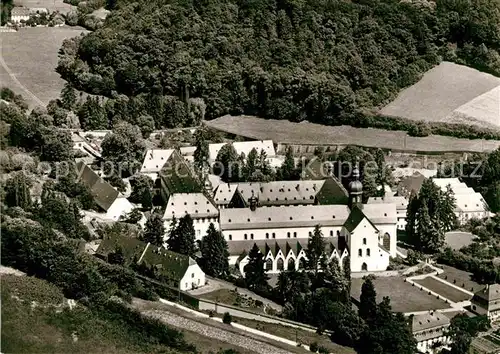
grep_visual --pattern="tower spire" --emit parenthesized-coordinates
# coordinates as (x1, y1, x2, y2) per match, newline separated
(348, 158, 363, 209)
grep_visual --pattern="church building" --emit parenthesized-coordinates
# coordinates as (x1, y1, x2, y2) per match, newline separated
(220, 165, 398, 274)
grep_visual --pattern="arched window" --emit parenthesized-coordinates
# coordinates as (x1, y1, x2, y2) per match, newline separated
(362, 262, 368, 271)
(244, 234, 248, 240)
(298, 257, 307, 269)
(287, 232, 291, 238)
(330, 230, 333, 236)
(266, 233, 269, 239)
(277, 258, 284, 271)
(367, 248, 371, 257)
(272, 233, 276, 239)
(363, 238, 367, 245)
(250, 233, 254, 240)
(383, 233, 390, 250)
(265, 258, 273, 271)
(287, 258, 295, 271)
(229, 235, 232, 241)
(358, 249, 362, 257)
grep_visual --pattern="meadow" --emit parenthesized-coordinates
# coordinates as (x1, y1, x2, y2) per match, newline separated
(0, 26, 87, 108)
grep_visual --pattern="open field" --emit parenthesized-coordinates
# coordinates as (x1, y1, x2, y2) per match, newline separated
(381, 62, 500, 130)
(14, 0, 75, 14)
(233, 317, 356, 354)
(413, 276, 472, 303)
(0, 27, 88, 108)
(444, 231, 477, 251)
(205, 115, 500, 153)
(351, 276, 451, 313)
(436, 265, 485, 294)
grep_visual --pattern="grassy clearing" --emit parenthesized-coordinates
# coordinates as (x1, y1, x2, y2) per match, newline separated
(351, 276, 451, 313)
(0, 27, 87, 108)
(14, 0, 75, 14)
(232, 317, 356, 354)
(1, 275, 185, 353)
(436, 264, 485, 293)
(200, 288, 265, 314)
(205, 115, 500, 153)
(413, 276, 472, 302)
(380, 62, 500, 130)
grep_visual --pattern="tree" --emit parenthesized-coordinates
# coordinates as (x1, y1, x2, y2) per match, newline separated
(362, 172, 378, 201)
(323, 258, 350, 303)
(243, 244, 269, 291)
(4, 172, 32, 210)
(200, 223, 230, 278)
(359, 277, 377, 324)
(101, 121, 146, 177)
(129, 174, 154, 209)
(125, 208, 143, 224)
(60, 82, 77, 110)
(278, 147, 299, 180)
(194, 128, 210, 173)
(213, 143, 242, 182)
(142, 212, 165, 246)
(416, 202, 444, 253)
(135, 114, 155, 138)
(275, 269, 309, 303)
(306, 225, 326, 274)
(77, 96, 108, 130)
(167, 214, 197, 257)
(343, 256, 351, 297)
(108, 245, 125, 265)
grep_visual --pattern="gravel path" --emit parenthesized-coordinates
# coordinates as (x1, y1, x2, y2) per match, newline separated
(143, 309, 292, 354)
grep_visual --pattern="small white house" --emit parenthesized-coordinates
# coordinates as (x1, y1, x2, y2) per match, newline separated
(10, 7, 30, 23)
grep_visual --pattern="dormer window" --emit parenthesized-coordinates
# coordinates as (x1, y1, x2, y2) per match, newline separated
(311, 216, 314, 219)
(247, 218, 250, 222)
(268, 217, 271, 221)
(384, 213, 387, 216)
(194, 201, 198, 205)
(228, 219, 231, 222)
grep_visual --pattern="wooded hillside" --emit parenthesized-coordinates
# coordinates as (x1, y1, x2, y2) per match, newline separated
(57, 0, 500, 132)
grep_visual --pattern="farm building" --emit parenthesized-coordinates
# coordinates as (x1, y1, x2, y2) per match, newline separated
(10, 7, 30, 22)
(411, 312, 451, 353)
(96, 234, 205, 291)
(75, 161, 137, 222)
(432, 178, 491, 224)
(381, 61, 500, 130)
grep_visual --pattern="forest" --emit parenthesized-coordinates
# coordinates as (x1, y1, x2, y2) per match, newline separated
(56, 0, 500, 137)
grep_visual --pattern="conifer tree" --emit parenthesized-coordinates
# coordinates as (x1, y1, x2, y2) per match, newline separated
(359, 277, 377, 324)
(244, 244, 268, 291)
(279, 147, 298, 180)
(142, 212, 165, 247)
(306, 225, 326, 274)
(439, 185, 457, 231)
(342, 256, 351, 297)
(200, 223, 230, 278)
(194, 129, 209, 173)
(60, 82, 76, 110)
(167, 214, 197, 257)
(416, 202, 444, 253)
(4, 172, 32, 210)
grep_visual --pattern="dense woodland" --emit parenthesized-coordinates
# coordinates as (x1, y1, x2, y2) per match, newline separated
(55, 0, 500, 139)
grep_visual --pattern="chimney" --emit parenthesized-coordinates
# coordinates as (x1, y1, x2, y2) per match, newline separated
(249, 191, 258, 211)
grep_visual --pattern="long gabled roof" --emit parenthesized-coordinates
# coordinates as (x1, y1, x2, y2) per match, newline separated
(76, 161, 118, 211)
(140, 149, 174, 174)
(220, 205, 351, 230)
(412, 313, 450, 333)
(163, 193, 218, 220)
(160, 150, 203, 194)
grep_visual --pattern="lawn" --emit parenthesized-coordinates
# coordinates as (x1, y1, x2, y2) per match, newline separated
(351, 276, 451, 313)
(14, 0, 75, 14)
(436, 265, 485, 294)
(1, 275, 185, 353)
(0, 27, 88, 108)
(233, 317, 356, 354)
(413, 276, 472, 303)
(205, 115, 500, 153)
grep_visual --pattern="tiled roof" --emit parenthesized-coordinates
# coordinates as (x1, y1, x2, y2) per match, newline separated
(76, 161, 118, 211)
(474, 284, 500, 303)
(397, 172, 426, 197)
(95, 234, 144, 260)
(220, 204, 351, 230)
(163, 193, 218, 220)
(315, 177, 349, 205)
(11, 7, 30, 16)
(160, 150, 203, 194)
(367, 196, 408, 211)
(140, 149, 174, 173)
(432, 178, 490, 212)
(209, 140, 275, 161)
(361, 203, 398, 224)
(412, 313, 450, 333)
(213, 183, 239, 205)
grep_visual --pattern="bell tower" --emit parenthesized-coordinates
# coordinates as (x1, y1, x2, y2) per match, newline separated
(348, 162, 363, 209)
